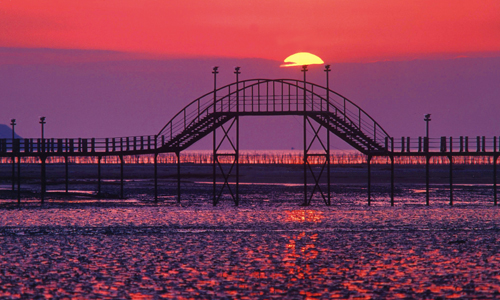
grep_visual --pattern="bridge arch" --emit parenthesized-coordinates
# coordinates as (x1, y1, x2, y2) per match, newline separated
(156, 79, 390, 154)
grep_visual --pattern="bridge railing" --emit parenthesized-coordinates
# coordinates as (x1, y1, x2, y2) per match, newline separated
(2, 135, 500, 155)
(157, 79, 391, 150)
(389, 136, 500, 154)
(0, 135, 157, 155)
(308, 91, 389, 148)
(234, 79, 389, 148)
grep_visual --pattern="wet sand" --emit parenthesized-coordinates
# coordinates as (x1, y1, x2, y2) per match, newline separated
(0, 206, 500, 299)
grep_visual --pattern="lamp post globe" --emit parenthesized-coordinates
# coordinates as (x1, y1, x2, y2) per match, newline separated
(39, 117, 46, 139)
(39, 117, 46, 152)
(424, 114, 431, 139)
(10, 119, 16, 141)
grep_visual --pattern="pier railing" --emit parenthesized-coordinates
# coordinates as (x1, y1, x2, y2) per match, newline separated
(0, 136, 157, 154)
(388, 136, 500, 154)
(1, 135, 500, 156)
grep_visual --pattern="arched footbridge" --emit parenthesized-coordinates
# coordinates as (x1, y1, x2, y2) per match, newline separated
(2, 70, 500, 206)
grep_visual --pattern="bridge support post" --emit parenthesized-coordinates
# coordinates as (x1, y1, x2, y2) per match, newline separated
(236, 119, 239, 205)
(303, 114, 307, 206)
(302, 115, 331, 206)
(41, 155, 46, 204)
(301, 65, 331, 206)
(390, 155, 394, 206)
(154, 153, 158, 203)
(11, 156, 15, 192)
(17, 155, 21, 205)
(65, 156, 69, 193)
(212, 117, 240, 206)
(212, 149, 216, 206)
(212, 67, 240, 206)
(176, 151, 181, 203)
(327, 128, 330, 206)
(449, 155, 453, 205)
(494, 155, 498, 206)
(97, 155, 101, 198)
(120, 155, 124, 199)
(367, 155, 372, 206)
(426, 155, 430, 206)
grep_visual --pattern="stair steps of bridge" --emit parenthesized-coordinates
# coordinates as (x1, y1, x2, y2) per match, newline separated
(313, 114, 385, 153)
(161, 114, 232, 150)
(178, 115, 232, 150)
(161, 114, 214, 147)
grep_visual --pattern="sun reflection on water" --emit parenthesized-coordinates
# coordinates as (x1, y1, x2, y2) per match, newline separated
(285, 210, 323, 223)
(1, 206, 500, 298)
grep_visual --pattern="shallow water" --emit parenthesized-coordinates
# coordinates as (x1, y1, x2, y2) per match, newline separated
(1, 193, 500, 299)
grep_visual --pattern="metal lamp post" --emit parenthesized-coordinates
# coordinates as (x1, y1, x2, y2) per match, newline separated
(39, 117, 46, 152)
(234, 66, 241, 205)
(301, 65, 308, 205)
(212, 67, 218, 205)
(424, 113, 431, 205)
(424, 114, 431, 140)
(424, 114, 431, 151)
(10, 119, 16, 191)
(301, 65, 308, 111)
(324, 64, 331, 206)
(10, 119, 16, 142)
(39, 116, 46, 203)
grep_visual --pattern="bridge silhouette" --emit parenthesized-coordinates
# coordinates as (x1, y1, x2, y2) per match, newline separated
(1, 66, 499, 206)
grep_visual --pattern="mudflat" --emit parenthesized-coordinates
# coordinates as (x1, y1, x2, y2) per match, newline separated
(1, 163, 500, 298)
(0, 162, 497, 206)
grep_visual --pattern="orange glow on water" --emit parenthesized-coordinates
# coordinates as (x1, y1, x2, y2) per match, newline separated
(2, 208, 500, 297)
(285, 210, 323, 223)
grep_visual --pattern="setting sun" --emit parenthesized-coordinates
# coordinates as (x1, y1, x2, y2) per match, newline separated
(280, 52, 324, 67)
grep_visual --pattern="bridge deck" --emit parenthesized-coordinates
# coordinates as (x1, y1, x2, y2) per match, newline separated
(1, 135, 499, 157)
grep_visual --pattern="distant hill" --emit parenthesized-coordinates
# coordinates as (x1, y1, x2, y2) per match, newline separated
(0, 124, 23, 139)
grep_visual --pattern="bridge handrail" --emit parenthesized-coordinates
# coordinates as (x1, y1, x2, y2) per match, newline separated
(234, 79, 388, 146)
(2, 135, 500, 155)
(390, 136, 500, 154)
(0, 135, 157, 154)
(282, 79, 391, 139)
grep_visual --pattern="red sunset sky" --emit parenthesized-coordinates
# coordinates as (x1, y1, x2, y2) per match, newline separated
(1, 0, 500, 149)
(2, 0, 499, 62)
